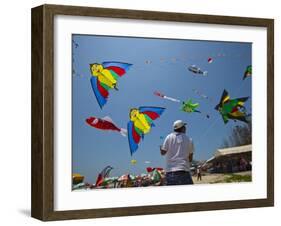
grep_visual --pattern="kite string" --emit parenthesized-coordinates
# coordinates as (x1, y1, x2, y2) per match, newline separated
(233, 79, 248, 96)
(196, 116, 220, 145)
(195, 76, 251, 146)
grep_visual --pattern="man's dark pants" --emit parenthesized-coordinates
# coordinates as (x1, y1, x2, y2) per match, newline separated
(165, 171, 193, 185)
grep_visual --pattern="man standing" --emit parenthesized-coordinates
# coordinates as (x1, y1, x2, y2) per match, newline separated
(196, 167, 202, 181)
(160, 120, 194, 185)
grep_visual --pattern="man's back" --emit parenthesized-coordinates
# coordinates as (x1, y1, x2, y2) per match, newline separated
(162, 132, 193, 172)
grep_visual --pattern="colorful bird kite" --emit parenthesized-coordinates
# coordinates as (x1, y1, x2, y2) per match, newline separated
(215, 89, 249, 124)
(243, 65, 252, 80)
(127, 106, 165, 155)
(89, 61, 132, 109)
(86, 116, 127, 136)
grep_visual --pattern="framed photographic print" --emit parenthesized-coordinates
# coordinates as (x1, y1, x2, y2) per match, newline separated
(31, 4, 274, 221)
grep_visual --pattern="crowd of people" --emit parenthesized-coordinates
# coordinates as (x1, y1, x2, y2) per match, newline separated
(73, 168, 166, 190)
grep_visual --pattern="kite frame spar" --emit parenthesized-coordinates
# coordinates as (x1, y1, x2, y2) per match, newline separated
(32, 4, 274, 221)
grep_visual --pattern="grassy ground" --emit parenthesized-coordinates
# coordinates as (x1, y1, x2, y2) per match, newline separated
(192, 171, 252, 184)
(222, 174, 251, 183)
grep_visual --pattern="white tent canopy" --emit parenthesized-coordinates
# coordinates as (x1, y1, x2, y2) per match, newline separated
(215, 144, 252, 158)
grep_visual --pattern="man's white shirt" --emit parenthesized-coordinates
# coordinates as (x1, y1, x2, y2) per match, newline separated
(162, 132, 194, 172)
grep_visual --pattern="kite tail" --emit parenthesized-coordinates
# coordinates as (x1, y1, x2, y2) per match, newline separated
(120, 128, 127, 137)
(203, 71, 208, 76)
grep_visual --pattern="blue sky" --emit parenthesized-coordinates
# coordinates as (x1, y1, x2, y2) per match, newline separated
(72, 34, 251, 184)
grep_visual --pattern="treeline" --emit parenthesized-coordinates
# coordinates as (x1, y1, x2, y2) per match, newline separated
(221, 122, 252, 148)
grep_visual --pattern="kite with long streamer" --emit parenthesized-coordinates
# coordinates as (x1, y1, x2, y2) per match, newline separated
(86, 116, 127, 136)
(154, 91, 180, 103)
(154, 91, 209, 118)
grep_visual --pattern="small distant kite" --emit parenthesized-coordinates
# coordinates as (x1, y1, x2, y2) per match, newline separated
(181, 99, 210, 118)
(130, 159, 137, 165)
(72, 40, 79, 48)
(95, 165, 113, 187)
(243, 65, 252, 80)
(89, 61, 132, 109)
(127, 106, 165, 155)
(181, 99, 201, 113)
(86, 116, 127, 136)
(154, 91, 180, 103)
(192, 88, 213, 102)
(144, 160, 151, 164)
(215, 89, 250, 124)
(188, 65, 208, 76)
(207, 57, 213, 63)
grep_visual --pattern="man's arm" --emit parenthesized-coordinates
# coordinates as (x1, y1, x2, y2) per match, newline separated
(160, 146, 167, 156)
(188, 139, 194, 162)
(160, 135, 169, 156)
(188, 153, 193, 162)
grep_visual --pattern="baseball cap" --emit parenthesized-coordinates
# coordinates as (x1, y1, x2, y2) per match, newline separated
(173, 120, 187, 130)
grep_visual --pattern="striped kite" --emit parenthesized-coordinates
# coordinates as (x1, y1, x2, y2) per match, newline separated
(127, 106, 165, 155)
(90, 61, 132, 109)
(215, 89, 249, 124)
